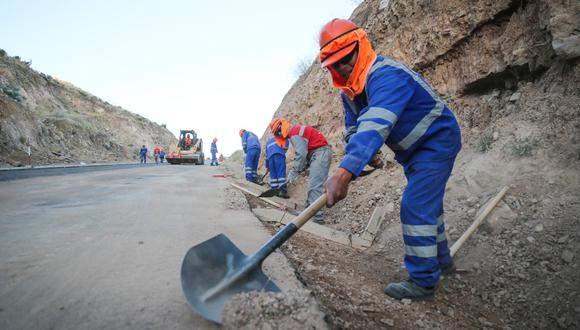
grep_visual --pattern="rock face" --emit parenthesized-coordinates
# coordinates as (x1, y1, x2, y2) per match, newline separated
(265, 0, 579, 164)
(0, 52, 176, 166)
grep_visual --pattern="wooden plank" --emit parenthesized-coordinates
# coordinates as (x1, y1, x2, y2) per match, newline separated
(363, 206, 386, 237)
(244, 181, 299, 209)
(450, 186, 509, 256)
(252, 208, 370, 250)
(230, 180, 299, 210)
(230, 182, 287, 210)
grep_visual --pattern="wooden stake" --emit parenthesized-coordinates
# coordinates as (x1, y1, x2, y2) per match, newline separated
(450, 186, 509, 257)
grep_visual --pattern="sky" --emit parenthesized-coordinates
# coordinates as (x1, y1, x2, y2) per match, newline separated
(0, 0, 359, 157)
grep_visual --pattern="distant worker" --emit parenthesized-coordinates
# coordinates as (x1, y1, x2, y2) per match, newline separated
(153, 144, 161, 164)
(219, 154, 224, 163)
(239, 129, 261, 183)
(269, 118, 331, 223)
(185, 134, 193, 150)
(139, 145, 148, 164)
(160, 149, 166, 163)
(265, 135, 289, 198)
(210, 138, 219, 166)
(319, 19, 462, 300)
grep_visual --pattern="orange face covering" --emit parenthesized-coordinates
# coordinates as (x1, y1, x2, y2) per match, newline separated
(320, 28, 376, 99)
(274, 118, 292, 148)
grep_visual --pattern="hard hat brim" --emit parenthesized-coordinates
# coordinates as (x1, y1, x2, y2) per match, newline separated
(321, 43, 357, 68)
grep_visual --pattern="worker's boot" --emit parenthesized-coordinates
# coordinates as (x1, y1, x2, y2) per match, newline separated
(277, 189, 290, 199)
(441, 262, 456, 276)
(383, 280, 434, 300)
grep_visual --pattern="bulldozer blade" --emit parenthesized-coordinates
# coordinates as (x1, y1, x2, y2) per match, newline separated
(180, 233, 280, 324)
(258, 188, 280, 198)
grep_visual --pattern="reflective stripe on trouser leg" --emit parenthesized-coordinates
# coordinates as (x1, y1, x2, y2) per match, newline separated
(269, 154, 287, 192)
(400, 157, 456, 288)
(306, 146, 331, 220)
(245, 149, 260, 182)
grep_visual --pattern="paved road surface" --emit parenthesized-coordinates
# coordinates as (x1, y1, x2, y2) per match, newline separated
(0, 163, 156, 182)
(0, 165, 301, 329)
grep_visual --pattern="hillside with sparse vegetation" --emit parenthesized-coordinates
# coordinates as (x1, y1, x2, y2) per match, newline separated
(0, 50, 176, 166)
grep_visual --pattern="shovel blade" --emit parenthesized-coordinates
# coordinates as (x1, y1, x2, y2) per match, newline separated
(180, 233, 280, 324)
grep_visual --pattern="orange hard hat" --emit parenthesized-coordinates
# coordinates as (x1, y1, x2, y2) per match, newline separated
(269, 118, 282, 135)
(319, 18, 359, 68)
(239, 129, 246, 137)
(270, 117, 292, 138)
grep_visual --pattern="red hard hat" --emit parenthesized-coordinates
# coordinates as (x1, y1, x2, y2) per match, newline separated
(319, 19, 359, 68)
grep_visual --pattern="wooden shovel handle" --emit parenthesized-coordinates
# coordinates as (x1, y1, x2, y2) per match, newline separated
(291, 193, 328, 228)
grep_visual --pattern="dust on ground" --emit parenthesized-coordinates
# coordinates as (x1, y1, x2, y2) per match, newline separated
(222, 289, 328, 330)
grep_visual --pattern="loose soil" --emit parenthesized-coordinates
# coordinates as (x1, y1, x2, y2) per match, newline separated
(222, 289, 327, 330)
(228, 146, 580, 329)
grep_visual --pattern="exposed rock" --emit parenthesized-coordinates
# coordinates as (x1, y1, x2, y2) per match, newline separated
(509, 92, 521, 102)
(380, 318, 395, 327)
(548, 1, 580, 59)
(561, 250, 574, 264)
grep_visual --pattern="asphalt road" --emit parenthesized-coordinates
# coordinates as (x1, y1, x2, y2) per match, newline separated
(0, 163, 157, 182)
(0, 164, 301, 329)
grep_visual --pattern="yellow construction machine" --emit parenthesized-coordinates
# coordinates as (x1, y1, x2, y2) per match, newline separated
(167, 130, 204, 165)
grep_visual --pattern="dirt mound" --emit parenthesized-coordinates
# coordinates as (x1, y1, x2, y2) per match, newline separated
(222, 289, 328, 330)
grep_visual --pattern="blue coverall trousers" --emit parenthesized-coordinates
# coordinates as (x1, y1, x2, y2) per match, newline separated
(400, 157, 455, 288)
(268, 154, 287, 192)
(245, 148, 260, 182)
(211, 152, 218, 166)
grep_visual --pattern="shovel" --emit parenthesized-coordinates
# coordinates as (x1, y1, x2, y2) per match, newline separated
(180, 193, 327, 324)
(255, 169, 269, 185)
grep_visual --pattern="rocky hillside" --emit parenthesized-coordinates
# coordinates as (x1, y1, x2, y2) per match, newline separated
(257, 0, 579, 328)
(0, 51, 176, 166)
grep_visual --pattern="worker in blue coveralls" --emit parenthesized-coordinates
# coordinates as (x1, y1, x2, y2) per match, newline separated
(210, 138, 219, 166)
(239, 129, 261, 182)
(139, 145, 148, 164)
(320, 19, 462, 300)
(265, 135, 290, 199)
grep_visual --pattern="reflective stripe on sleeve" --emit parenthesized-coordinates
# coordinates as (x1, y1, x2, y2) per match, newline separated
(357, 121, 391, 140)
(359, 106, 398, 124)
